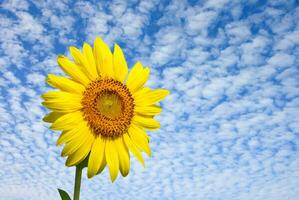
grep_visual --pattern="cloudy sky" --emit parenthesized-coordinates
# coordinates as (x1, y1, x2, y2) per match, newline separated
(0, 0, 299, 200)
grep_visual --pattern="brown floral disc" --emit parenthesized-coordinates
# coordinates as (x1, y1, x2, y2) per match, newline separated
(81, 78, 134, 138)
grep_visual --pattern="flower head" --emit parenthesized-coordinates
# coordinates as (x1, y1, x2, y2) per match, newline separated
(42, 37, 169, 182)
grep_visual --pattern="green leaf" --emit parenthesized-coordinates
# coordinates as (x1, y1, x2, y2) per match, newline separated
(58, 189, 72, 200)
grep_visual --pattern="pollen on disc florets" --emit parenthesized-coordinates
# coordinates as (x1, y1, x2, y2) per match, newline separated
(81, 78, 134, 138)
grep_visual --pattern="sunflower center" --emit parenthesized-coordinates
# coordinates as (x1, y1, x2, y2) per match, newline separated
(96, 91, 122, 119)
(81, 79, 134, 138)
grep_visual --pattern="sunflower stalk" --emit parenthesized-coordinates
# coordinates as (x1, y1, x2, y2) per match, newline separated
(73, 165, 83, 200)
(73, 157, 88, 200)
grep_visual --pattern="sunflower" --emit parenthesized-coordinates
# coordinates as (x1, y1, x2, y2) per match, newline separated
(42, 37, 169, 182)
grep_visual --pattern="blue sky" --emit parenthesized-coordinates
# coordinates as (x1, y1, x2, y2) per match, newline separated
(0, 0, 299, 199)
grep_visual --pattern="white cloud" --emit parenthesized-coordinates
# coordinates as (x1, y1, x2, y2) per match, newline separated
(225, 21, 252, 44)
(1, 0, 29, 11)
(118, 10, 147, 37)
(186, 9, 218, 35)
(267, 52, 295, 68)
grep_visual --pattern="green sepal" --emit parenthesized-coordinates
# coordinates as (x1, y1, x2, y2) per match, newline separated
(76, 154, 89, 169)
(58, 189, 71, 200)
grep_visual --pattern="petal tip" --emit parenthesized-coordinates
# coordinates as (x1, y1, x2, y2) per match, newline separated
(110, 176, 117, 183)
(114, 43, 121, 51)
(61, 151, 67, 157)
(121, 171, 129, 177)
(65, 160, 72, 167)
(69, 46, 76, 51)
(165, 89, 170, 95)
(57, 55, 65, 61)
(87, 172, 94, 179)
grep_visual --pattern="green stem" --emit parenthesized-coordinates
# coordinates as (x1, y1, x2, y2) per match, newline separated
(73, 165, 83, 200)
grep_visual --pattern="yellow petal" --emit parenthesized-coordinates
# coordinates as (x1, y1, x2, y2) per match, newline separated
(113, 44, 128, 83)
(134, 105, 162, 116)
(132, 115, 160, 130)
(42, 91, 82, 100)
(123, 133, 144, 166)
(50, 111, 84, 131)
(57, 130, 77, 146)
(133, 87, 151, 95)
(66, 132, 94, 166)
(87, 136, 106, 178)
(61, 124, 90, 157)
(83, 43, 99, 79)
(43, 112, 64, 123)
(131, 124, 150, 141)
(93, 37, 114, 78)
(105, 139, 119, 182)
(57, 55, 90, 86)
(97, 156, 107, 175)
(47, 74, 85, 95)
(127, 65, 150, 94)
(42, 102, 82, 113)
(115, 137, 130, 177)
(126, 61, 142, 87)
(70, 46, 96, 80)
(128, 125, 151, 156)
(56, 121, 86, 145)
(42, 91, 82, 112)
(134, 88, 170, 106)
